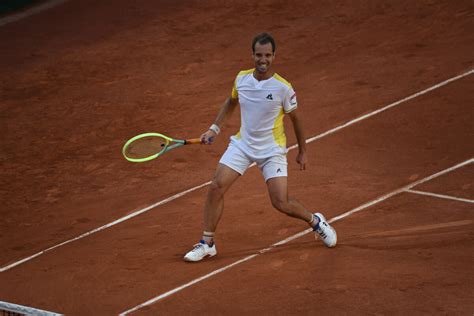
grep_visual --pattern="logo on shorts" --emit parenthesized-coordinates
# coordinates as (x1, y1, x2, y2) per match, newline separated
(266, 93, 273, 100)
(277, 168, 282, 173)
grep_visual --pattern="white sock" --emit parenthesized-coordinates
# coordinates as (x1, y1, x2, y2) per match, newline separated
(308, 214, 319, 228)
(202, 231, 215, 245)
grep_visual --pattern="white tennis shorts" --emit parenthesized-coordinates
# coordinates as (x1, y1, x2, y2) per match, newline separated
(219, 142, 288, 182)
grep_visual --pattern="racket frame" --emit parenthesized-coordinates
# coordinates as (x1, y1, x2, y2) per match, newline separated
(122, 132, 199, 162)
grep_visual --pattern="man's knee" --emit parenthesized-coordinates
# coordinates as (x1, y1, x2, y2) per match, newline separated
(208, 178, 227, 197)
(271, 197, 290, 213)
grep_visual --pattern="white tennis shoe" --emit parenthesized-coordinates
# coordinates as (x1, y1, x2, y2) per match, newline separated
(314, 213, 337, 247)
(183, 240, 217, 262)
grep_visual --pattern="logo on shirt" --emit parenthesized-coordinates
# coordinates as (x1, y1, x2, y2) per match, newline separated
(277, 168, 282, 173)
(290, 93, 297, 106)
(266, 93, 273, 100)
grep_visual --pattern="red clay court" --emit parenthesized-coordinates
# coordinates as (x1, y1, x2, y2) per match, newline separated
(0, 0, 473, 315)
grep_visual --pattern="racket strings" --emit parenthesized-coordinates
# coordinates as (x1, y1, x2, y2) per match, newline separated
(124, 136, 168, 159)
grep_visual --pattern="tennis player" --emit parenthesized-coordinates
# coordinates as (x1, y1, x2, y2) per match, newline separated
(184, 33, 337, 262)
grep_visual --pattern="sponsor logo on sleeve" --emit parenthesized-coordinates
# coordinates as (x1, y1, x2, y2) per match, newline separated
(290, 93, 297, 106)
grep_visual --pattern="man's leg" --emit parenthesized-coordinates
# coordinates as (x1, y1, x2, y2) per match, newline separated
(266, 176, 313, 223)
(183, 163, 240, 262)
(266, 176, 337, 248)
(203, 163, 241, 235)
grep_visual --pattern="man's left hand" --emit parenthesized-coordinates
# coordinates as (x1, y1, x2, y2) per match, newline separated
(296, 151, 307, 170)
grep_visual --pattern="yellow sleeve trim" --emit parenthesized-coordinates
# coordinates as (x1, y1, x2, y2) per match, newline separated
(232, 69, 255, 99)
(238, 68, 255, 76)
(231, 79, 238, 99)
(273, 73, 293, 89)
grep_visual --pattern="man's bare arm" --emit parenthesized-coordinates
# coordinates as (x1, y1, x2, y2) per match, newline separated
(288, 109, 307, 170)
(201, 97, 239, 144)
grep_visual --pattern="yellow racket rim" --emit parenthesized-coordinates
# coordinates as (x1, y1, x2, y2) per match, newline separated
(122, 133, 172, 162)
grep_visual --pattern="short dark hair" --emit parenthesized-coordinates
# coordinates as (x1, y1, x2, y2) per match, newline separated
(252, 32, 276, 53)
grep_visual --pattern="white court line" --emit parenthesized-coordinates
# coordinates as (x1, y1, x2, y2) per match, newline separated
(120, 158, 473, 315)
(0, 181, 211, 272)
(330, 159, 474, 223)
(1, 69, 472, 273)
(290, 69, 474, 149)
(406, 189, 474, 204)
(0, 300, 62, 316)
(0, 0, 69, 27)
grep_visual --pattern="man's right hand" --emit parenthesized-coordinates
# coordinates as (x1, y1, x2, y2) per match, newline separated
(201, 130, 217, 145)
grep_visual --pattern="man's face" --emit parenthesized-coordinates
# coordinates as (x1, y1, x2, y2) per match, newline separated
(253, 42, 275, 74)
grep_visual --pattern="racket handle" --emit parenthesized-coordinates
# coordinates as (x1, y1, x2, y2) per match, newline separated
(185, 138, 202, 145)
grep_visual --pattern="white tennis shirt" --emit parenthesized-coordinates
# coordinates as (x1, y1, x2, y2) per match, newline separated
(230, 69, 298, 159)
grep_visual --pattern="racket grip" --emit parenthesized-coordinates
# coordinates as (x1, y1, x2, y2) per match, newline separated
(185, 138, 202, 145)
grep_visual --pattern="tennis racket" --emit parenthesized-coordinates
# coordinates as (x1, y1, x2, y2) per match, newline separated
(122, 132, 202, 162)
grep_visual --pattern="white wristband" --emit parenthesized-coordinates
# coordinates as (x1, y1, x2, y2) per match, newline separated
(209, 124, 220, 135)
